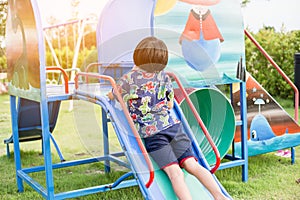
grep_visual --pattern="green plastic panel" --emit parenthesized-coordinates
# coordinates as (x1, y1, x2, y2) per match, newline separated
(179, 88, 235, 165)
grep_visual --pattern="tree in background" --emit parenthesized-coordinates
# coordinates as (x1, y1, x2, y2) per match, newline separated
(245, 27, 300, 100)
(0, 0, 7, 56)
(0, 1, 7, 73)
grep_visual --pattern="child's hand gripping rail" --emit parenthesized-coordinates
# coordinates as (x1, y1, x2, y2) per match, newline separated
(74, 72, 154, 188)
(166, 72, 221, 173)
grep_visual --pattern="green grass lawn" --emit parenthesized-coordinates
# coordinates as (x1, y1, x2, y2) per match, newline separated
(1, 94, 300, 199)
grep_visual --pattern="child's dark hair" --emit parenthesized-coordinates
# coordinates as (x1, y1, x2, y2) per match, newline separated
(133, 36, 168, 73)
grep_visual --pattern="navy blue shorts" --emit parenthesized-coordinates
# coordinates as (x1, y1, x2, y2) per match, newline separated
(144, 123, 195, 169)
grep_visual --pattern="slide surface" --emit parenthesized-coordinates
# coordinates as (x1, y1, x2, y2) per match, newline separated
(80, 88, 231, 199)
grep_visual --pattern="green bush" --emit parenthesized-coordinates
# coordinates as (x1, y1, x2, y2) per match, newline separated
(45, 46, 97, 70)
(245, 28, 300, 99)
(0, 55, 6, 72)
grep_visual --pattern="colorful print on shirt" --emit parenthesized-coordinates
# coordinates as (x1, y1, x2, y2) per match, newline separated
(116, 68, 179, 138)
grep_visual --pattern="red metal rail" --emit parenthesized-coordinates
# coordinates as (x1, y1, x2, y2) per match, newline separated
(167, 72, 221, 174)
(74, 72, 154, 188)
(46, 66, 69, 94)
(85, 62, 102, 73)
(244, 29, 299, 122)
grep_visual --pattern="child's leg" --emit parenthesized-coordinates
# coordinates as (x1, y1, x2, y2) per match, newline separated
(181, 158, 229, 200)
(163, 164, 192, 200)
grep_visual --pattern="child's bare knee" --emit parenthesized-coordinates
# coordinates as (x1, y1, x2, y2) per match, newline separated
(182, 158, 199, 171)
(164, 165, 184, 181)
(169, 169, 184, 181)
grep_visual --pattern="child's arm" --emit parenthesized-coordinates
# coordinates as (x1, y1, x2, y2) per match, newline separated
(107, 85, 123, 101)
(165, 73, 175, 110)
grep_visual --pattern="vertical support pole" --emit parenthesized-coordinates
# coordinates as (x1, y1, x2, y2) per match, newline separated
(240, 81, 248, 182)
(40, 100, 55, 199)
(10, 95, 24, 192)
(6, 143, 10, 158)
(229, 84, 236, 158)
(102, 108, 110, 173)
(294, 53, 300, 106)
(291, 147, 295, 164)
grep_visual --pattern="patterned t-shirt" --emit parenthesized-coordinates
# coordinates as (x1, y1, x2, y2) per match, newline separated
(116, 68, 180, 138)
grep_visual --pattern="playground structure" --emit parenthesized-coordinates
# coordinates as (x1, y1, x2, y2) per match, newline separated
(233, 30, 300, 163)
(4, 0, 300, 199)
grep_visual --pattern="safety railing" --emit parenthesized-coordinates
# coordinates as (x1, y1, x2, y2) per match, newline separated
(74, 72, 154, 188)
(245, 29, 299, 122)
(46, 66, 69, 94)
(85, 62, 132, 82)
(167, 72, 221, 173)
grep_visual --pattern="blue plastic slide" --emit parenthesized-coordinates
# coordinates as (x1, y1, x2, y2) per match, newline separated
(75, 87, 231, 199)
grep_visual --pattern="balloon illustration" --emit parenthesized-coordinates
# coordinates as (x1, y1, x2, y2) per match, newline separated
(154, 0, 177, 16)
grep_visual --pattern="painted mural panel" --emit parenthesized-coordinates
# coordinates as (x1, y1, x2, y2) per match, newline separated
(233, 73, 300, 142)
(6, 0, 41, 100)
(95, 0, 245, 87)
(154, 0, 245, 87)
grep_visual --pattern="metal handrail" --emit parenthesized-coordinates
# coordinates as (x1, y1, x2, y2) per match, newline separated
(74, 72, 154, 188)
(244, 29, 299, 122)
(167, 72, 221, 174)
(46, 66, 69, 94)
(85, 62, 102, 73)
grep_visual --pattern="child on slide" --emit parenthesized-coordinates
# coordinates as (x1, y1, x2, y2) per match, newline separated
(108, 36, 229, 200)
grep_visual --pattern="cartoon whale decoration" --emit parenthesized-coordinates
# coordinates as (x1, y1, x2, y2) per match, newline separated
(250, 114, 276, 141)
(235, 113, 300, 157)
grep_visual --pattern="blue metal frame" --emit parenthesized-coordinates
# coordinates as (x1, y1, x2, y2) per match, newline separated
(10, 92, 140, 199)
(102, 108, 111, 173)
(8, 0, 250, 199)
(291, 147, 295, 164)
(5, 98, 65, 162)
(10, 95, 23, 192)
(217, 82, 248, 182)
(240, 81, 249, 182)
(10, 79, 249, 199)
